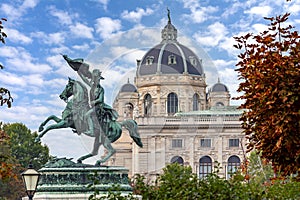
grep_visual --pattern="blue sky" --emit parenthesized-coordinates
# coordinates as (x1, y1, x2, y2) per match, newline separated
(1, 0, 299, 161)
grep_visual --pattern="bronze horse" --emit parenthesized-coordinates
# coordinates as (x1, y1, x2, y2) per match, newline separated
(36, 78, 142, 165)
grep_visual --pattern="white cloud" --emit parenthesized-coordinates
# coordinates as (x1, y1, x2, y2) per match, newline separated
(44, 78, 68, 89)
(95, 17, 122, 39)
(48, 6, 73, 25)
(121, 7, 154, 23)
(46, 55, 65, 68)
(193, 22, 228, 47)
(219, 37, 240, 58)
(49, 46, 70, 54)
(251, 23, 268, 33)
(0, 71, 25, 86)
(180, 0, 200, 9)
(21, 0, 39, 9)
(5, 28, 32, 44)
(92, 0, 110, 10)
(0, 71, 50, 94)
(0, 46, 20, 58)
(32, 31, 66, 45)
(183, 6, 218, 23)
(0, 4, 21, 20)
(244, 5, 272, 17)
(72, 43, 90, 51)
(69, 23, 94, 39)
(48, 32, 66, 44)
(4, 48, 52, 74)
(221, 1, 243, 18)
(0, 0, 38, 21)
(287, 3, 300, 14)
(179, 0, 218, 24)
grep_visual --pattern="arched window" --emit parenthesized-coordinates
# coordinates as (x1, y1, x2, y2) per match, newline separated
(199, 156, 212, 178)
(216, 102, 224, 106)
(168, 54, 177, 65)
(146, 56, 154, 65)
(189, 56, 197, 66)
(171, 156, 184, 165)
(227, 155, 241, 179)
(193, 93, 200, 111)
(124, 103, 133, 118)
(144, 94, 152, 117)
(167, 93, 178, 115)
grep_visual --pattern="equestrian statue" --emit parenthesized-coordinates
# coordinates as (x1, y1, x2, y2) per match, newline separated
(35, 55, 143, 166)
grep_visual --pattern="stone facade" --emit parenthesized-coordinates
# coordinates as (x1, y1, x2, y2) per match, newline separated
(110, 16, 246, 180)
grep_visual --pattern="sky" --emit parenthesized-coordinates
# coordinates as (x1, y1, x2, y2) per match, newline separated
(0, 0, 299, 164)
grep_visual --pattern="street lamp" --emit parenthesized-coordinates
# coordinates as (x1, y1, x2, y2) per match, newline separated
(21, 164, 40, 200)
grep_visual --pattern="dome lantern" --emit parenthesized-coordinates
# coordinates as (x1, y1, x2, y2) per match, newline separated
(161, 8, 177, 43)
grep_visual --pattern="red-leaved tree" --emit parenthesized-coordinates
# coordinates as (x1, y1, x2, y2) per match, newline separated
(234, 13, 300, 177)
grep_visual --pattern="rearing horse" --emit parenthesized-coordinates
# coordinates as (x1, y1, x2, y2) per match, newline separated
(36, 78, 143, 165)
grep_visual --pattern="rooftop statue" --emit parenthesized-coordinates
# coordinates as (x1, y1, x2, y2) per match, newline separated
(36, 55, 143, 166)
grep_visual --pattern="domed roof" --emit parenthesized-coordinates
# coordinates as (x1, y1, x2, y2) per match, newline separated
(211, 80, 228, 92)
(136, 12, 204, 77)
(120, 80, 137, 93)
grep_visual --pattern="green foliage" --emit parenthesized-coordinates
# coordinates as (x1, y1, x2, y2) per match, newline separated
(234, 13, 300, 176)
(247, 150, 274, 185)
(0, 123, 51, 199)
(131, 163, 300, 200)
(0, 122, 50, 169)
(156, 163, 199, 199)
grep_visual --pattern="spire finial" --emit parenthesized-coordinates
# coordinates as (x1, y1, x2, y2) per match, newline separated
(167, 7, 171, 23)
(218, 77, 220, 83)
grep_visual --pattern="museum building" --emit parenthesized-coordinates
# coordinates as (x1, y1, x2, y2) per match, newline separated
(109, 16, 246, 179)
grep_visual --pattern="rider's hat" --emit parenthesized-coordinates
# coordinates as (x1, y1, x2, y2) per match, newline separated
(92, 69, 105, 80)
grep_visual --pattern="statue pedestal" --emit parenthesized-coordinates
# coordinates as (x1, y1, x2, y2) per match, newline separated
(26, 159, 135, 200)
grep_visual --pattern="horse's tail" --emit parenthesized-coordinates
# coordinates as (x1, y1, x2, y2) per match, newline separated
(121, 119, 143, 148)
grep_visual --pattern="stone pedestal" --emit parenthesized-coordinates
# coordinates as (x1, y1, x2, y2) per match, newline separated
(25, 158, 134, 200)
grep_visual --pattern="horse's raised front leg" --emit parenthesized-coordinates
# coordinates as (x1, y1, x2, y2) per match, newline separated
(35, 119, 68, 142)
(77, 130, 101, 163)
(95, 137, 116, 166)
(39, 115, 62, 132)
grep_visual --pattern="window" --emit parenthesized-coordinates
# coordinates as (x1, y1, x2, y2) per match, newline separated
(146, 56, 154, 65)
(172, 139, 183, 148)
(168, 54, 177, 65)
(167, 93, 178, 114)
(171, 156, 184, 165)
(227, 156, 241, 179)
(216, 102, 224, 106)
(124, 103, 133, 118)
(229, 139, 239, 147)
(189, 56, 197, 66)
(200, 139, 211, 148)
(199, 156, 212, 178)
(144, 94, 152, 117)
(193, 93, 200, 111)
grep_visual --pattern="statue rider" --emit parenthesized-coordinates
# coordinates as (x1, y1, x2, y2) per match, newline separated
(62, 55, 118, 138)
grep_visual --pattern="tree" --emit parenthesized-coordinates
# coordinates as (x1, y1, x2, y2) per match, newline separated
(0, 128, 24, 199)
(0, 123, 51, 199)
(234, 13, 300, 176)
(0, 130, 17, 181)
(247, 150, 274, 185)
(0, 17, 13, 108)
(0, 123, 50, 169)
(0, 18, 7, 45)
